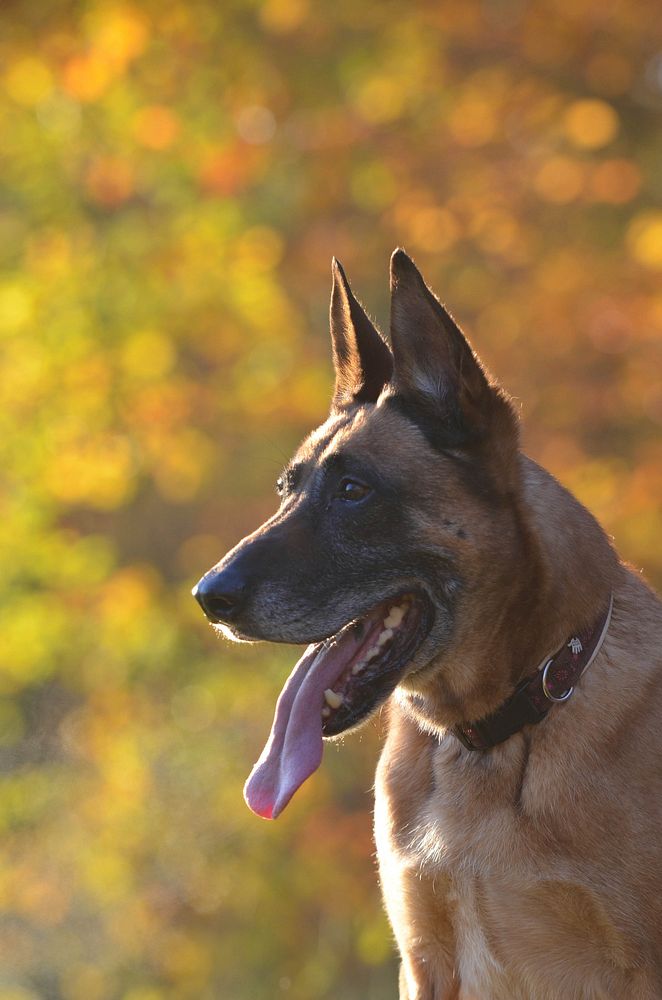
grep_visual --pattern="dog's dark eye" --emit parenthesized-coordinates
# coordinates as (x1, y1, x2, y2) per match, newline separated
(335, 478, 371, 503)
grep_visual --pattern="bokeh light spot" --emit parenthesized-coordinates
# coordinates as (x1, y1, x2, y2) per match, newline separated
(588, 159, 641, 204)
(448, 95, 499, 146)
(627, 211, 662, 270)
(407, 206, 460, 254)
(121, 330, 176, 380)
(62, 54, 113, 102)
(563, 98, 619, 149)
(0, 283, 33, 333)
(133, 105, 180, 150)
(353, 76, 406, 124)
(260, 0, 309, 33)
(5, 58, 53, 106)
(235, 105, 277, 144)
(534, 156, 585, 203)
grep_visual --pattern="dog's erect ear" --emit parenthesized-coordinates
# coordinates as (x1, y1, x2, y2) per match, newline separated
(389, 249, 515, 448)
(329, 258, 393, 408)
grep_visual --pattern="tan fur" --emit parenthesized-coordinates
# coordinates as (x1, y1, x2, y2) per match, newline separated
(316, 257, 662, 995)
(199, 252, 662, 998)
(297, 392, 662, 996)
(374, 447, 662, 999)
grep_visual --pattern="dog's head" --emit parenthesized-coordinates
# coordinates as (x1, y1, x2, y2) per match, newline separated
(194, 250, 528, 817)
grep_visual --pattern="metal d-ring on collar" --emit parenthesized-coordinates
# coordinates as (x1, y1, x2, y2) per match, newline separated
(452, 592, 615, 752)
(541, 658, 574, 702)
(542, 591, 615, 704)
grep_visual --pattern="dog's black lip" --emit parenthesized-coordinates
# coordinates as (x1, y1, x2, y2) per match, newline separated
(214, 588, 434, 648)
(310, 587, 433, 647)
(320, 589, 435, 738)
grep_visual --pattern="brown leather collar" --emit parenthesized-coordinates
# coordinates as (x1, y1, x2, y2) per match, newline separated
(453, 595, 614, 752)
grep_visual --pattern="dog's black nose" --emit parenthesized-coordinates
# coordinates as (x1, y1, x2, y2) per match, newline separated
(192, 566, 246, 623)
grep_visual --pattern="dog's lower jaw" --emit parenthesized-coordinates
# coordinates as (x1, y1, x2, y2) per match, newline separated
(396, 682, 479, 742)
(212, 622, 257, 643)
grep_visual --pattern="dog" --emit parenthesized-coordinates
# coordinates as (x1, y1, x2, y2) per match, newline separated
(194, 250, 662, 998)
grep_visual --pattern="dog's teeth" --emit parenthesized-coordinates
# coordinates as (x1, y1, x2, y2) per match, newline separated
(324, 689, 343, 709)
(377, 628, 394, 647)
(322, 706, 331, 717)
(384, 606, 405, 628)
(352, 659, 367, 675)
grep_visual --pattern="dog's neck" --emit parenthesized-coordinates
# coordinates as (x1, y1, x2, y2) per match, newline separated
(399, 454, 620, 734)
(519, 455, 617, 627)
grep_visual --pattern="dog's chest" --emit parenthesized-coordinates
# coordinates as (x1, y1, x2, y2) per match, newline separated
(447, 871, 507, 993)
(406, 796, 541, 995)
(376, 731, 638, 998)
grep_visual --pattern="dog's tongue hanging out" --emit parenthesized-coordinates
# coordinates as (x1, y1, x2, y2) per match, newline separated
(243, 644, 325, 819)
(244, 596, 416, 818)
(244, 641, 349, 819)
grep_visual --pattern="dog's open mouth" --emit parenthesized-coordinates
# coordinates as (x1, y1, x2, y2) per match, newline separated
(319, 591, 432, 736)
(244, 590, 432, 820)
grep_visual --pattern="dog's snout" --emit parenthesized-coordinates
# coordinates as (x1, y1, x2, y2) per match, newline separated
(193, 565, 247, 624)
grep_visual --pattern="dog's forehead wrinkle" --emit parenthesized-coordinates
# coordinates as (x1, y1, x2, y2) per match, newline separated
(317, 405, 372, 465)
(302, 410, 352, 455)
(285, 410, 358, 483)
(332, 404, 443, 481)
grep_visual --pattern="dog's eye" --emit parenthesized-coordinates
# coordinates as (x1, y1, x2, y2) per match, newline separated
(336, 478, 371, 503)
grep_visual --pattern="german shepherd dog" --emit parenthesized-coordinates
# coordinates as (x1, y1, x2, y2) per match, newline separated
(194, 251, 662, 998)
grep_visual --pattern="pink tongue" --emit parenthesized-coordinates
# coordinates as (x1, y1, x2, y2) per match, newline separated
(244, 633, 361, 820)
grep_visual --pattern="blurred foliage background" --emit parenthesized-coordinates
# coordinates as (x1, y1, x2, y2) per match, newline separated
(1, 0, 662, 997)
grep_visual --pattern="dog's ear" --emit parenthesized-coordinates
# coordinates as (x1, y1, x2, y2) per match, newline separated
(329, 258, 393, 408)
(389, 249, 516, 449)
